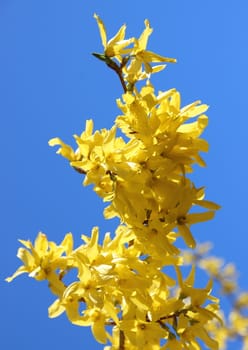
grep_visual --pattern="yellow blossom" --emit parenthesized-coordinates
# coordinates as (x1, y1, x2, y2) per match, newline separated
(6, 232, 74, 283)
(94, 14, 134, 59)
(6, 14, 231, 350)
(124, 19, 176, 82)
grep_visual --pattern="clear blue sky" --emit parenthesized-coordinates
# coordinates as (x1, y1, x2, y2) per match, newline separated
(1, 1, 248, 349)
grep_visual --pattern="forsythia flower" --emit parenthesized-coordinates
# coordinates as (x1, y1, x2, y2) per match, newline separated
(50, 83, 220, 251)
(94, 13, 134, 59)
(182, 243, 248, 349)
(124, 19, 176, 82)
(6, 232, 73, 283)
(93, 14, 176, 88)
(9, 14, 245, 350)
(7, 227, 221, 348)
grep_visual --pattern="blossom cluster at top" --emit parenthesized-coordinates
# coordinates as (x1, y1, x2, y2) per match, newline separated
(49, 15, 220, 253)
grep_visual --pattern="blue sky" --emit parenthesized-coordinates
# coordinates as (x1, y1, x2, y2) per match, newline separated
(1, 1, 248, 349)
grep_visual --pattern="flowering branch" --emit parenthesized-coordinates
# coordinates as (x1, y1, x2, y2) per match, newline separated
(10, 13, 248, 350)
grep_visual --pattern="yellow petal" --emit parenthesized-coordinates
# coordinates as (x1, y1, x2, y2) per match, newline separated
(196, 327, 219, 350)
(108, 24, 126, 45)
(137, 19, 153, 51)
(140, 50, 176, 63)
(181, 102, 209, 118)
(184, 265, 196, 286)
(104, 300, 119, 325)
(5, 266, 27, 282)
(92, 318, 107, 344)
(18, 239, 32, 249)
(17, 247, 35, 267)
(48, 273, 66, 296)
(178, 224, 196, 248)
(150, 64, 166, 73)
(194, 199, 221, 210)
(48, 138, 76, 161)
(94, 14, 107, 49)
(60, 233, 74, 255)
(48, 299, 65, 318)
(187, 211, 215, 224)
(34, 232, 48, 253)
(66, 301, 92, 326)
(82, 226, 100, 264)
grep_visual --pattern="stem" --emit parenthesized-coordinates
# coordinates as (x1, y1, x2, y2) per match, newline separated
(92, 53, 129, 93)
(117, 70, 127, 93)
(106, 60, 127, 93)
(119, 330, 125, 350)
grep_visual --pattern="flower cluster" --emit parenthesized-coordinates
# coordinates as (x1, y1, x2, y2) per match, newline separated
(7, 228, 221, 349)
(183, 243, 248, 349)
(8, 15, 225, 349)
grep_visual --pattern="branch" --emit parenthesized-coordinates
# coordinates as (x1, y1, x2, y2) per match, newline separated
(92, 53, 127, 93)
(119, 329, 125, 350)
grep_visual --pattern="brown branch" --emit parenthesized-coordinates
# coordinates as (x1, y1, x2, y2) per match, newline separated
(119, 330, 125, 350)
(92, 53, 128, 93)
(106, 59, 127, 93)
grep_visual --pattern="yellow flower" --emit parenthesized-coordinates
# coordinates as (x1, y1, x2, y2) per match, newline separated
(176, 265, 218, 306)
(229, 311, 248, 337)
(64, 299, 111, 344)
(124, 19, 176, 82)
(6, 232, 74, 282)
(93, 15, 176, 86)
(7, 15, 227, 350)
(181, 322, 219, 350)
(94, 14, 134, 59)
(235, 292, 248, 309)
(48, 138, 79, 161)
(120, 318, 167, 349)
(176, 210, 215, 249)
(6, 233, 75, 299)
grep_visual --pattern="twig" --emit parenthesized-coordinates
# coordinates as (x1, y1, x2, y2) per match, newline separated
(119, 329, 125, 350)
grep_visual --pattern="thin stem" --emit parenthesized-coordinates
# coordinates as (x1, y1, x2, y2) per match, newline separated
(106, 60, 127, 93)
(92, 53, 129, 93)
(116, 70, 127, 93)
(119, 330, 125, 350)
